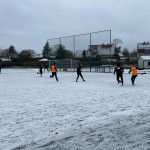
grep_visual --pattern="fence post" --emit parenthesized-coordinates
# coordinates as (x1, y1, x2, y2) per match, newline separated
(90, 33, 92, 72)
(110, 29, 112, 72)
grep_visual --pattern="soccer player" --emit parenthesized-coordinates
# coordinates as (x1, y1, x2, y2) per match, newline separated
(50, 63, 58, 81)
(76, 64, 85, 82)
(39, 65, 43, 76)
(129, 65, 138, 85)
(114, 63, 124, 85)
(44, 64, 48, 71)
(0, 62, 1, 74)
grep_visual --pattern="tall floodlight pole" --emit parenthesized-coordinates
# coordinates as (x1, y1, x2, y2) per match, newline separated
(73, 35, 75, 56)
(90, 33, 92, 72)
(59, 38, 61, 45)
(110, 29, 112, 72)
(47, 39, 50, 69)
(73, 35, 76, 71)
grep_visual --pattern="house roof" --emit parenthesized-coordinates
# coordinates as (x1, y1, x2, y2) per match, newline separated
(1, 58, 11, 61)
(140, 56, 150, 60)
(39, 58, 48, 61)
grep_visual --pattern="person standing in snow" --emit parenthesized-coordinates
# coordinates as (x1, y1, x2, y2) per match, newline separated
(129, 65, 138, 85)
(0, 62, 1, 74)
(39, 65, 43, 76)
(44, 64, 48, 71)
(76, 64, 85, 82)
(50, 63, 58, 81)
(114, 63, 124, 85)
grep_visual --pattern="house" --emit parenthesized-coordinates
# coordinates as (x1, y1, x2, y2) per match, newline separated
(137, 42, 150, 58)
(118, 53, 129, 60)
(138, 56, 150, 69)
(76, 50, 84, 58)
(90, 44, 115, 56)
(75, 44, 116, 58)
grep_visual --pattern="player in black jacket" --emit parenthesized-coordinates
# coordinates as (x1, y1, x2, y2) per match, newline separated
(76, 64, 85, 82)
(39, 65, 43, 76)
(114, 63, 124, 85)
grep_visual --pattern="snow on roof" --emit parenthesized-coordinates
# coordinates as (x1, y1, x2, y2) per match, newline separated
(1, 58, 11, 61)
(39, 58, 48, 61)
(138, 45, 150, 48)
(118, 53, 124, 56)
(140, 56, 150, 60)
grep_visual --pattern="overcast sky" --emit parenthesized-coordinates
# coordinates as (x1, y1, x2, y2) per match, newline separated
(0, 0, 150, 54)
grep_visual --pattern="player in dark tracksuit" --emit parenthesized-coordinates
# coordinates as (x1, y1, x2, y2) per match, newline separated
(0, 63, 1, 74)
(76, 64, 85, 82)
(39, 65, 43, 76)
(114, 63, 124, 85)
(50, 63, 58, 81)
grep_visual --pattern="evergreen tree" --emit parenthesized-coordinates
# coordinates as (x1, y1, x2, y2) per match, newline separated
(8, 45, 18, 59)
(42, 42, 52, 58)
(82, 50, 86, 57)
(56, 44, 67, 59)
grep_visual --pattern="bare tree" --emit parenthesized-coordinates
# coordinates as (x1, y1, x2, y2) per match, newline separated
(112, 39, 123, 45)
(122, 47, 129, 57)
(130, 49, 137, 57)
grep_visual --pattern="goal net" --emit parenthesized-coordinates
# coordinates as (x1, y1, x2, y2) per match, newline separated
(48, 59, 73, 71)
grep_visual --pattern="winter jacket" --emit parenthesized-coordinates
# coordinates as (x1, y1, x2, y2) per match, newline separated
(129, 66, 137, 75)
(51, 65, 57, 72)
(77, 65, 81, 73)
(114, 66, 124, 75)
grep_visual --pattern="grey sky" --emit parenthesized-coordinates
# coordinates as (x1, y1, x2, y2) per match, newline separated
(0, 0, 150, 54)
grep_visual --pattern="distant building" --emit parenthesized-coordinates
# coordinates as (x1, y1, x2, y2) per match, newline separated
(138, 56, 150, 69)
(118, 53, 130, 60)
(75, 50, 84, 58)
(75, 44, 116, 58)
(137, 42, 150, 58)
(90, 44, 115, 56)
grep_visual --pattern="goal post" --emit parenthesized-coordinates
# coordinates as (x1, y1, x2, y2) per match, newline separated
(48, 59, 73, 71)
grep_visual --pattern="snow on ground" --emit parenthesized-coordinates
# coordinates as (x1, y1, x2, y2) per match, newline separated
(0, 68, 150, 150)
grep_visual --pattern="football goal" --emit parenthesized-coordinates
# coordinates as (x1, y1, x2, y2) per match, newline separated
(48, 59, 73, 71)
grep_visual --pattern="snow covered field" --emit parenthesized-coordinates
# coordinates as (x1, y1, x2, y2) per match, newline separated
(0, 68, 150, 150)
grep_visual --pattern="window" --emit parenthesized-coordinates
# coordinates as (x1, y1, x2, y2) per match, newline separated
(148, 62, 150, 66)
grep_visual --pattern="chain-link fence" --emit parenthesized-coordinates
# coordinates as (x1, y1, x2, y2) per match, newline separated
(47, 30, 113, 72)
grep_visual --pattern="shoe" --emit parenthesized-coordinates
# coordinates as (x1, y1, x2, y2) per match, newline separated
(118, 80, 121, 84)
(83, 80, 85, 81)
(76, 80, 78, 82)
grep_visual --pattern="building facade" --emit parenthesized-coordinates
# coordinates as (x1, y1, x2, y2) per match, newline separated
(75, 44, 116, 58)
(138, 56, 150, 69)
(137, 42, 150, 58)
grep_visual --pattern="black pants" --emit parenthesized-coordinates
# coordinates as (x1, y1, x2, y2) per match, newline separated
(76, 72, 84, 81)
(50, 72, 58, 81)
(116, 74, 123, 85)
(131, 75, 137, 84)
(40, 71, 42, 76)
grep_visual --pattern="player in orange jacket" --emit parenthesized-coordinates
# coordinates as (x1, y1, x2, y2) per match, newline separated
(129, 65, 138, 85)
(50, 63, 58, 81)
